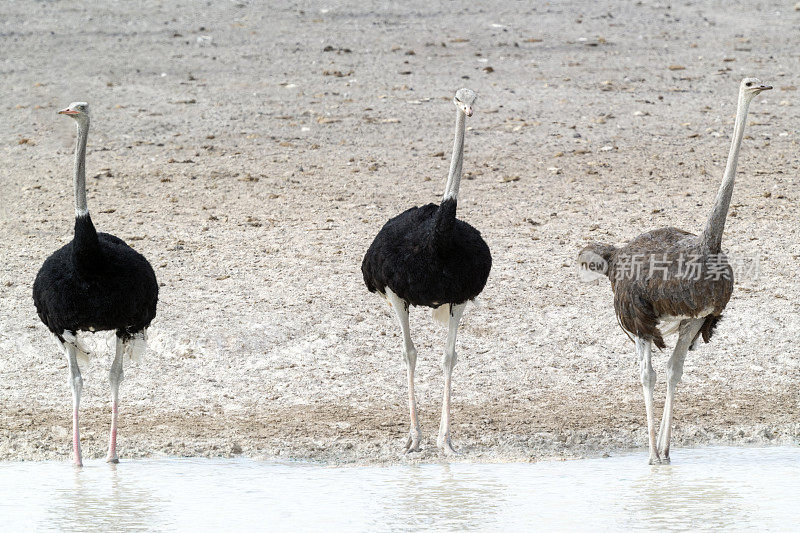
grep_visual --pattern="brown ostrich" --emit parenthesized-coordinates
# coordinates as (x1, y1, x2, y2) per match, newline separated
(578, 78, 772, 464)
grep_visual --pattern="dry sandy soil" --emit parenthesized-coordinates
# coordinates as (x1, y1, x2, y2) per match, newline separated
(1, 1, 798, 465)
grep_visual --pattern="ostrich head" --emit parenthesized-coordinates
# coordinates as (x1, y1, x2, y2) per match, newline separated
(577, 242, 617, 282)
(58, 101, 90, 122)
(740, 78, 772, 100)
(454, 88, 476, 117)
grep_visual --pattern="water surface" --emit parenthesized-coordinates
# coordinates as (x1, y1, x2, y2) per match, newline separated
(1, 447, 798, 531)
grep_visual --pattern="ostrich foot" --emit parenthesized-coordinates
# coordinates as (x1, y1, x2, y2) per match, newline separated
(404, 430, 421, 453)
(647, 453, 661, 465)
(437, 434, 459, 456)
(106, 454, 119, 464)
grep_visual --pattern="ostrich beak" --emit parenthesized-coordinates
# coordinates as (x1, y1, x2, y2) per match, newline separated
(455, 99, 473, 117)
(58, 108, 78, 115)
(758, 84, 773, 91)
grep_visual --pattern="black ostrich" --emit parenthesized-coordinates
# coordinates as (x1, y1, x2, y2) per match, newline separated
(361, 88, 491, 454)
(32, 102, 158, 466)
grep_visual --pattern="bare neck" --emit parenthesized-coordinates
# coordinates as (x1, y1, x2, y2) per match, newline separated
(701, 92, 752, 252)
(443, 109, 466, 201)
(73, 118, 90, 217)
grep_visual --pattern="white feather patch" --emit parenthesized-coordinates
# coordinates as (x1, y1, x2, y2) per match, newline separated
(431, 304, 450, 325)
(658, 308, 714, 337)
(59, 331, 92, 370)
(431, 298, 480, 325)
(56, 329, 148, 368)
(123, 330, 147, 363)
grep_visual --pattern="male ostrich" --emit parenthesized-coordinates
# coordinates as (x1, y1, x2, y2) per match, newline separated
(362, 88, 491, 454)
(33, 102, 158, 466)
(579, 78, 772, 464)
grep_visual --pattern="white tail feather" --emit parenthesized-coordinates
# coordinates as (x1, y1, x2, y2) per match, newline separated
(123, 330, 147, 363)
(59, 332, 92, 370)
(56, 330, 148, 368)
(432, 304, 450, 325)
(432, 299, 480, 324)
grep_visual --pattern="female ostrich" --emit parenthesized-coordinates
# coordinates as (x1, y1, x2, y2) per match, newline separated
(362, 88, 491, 454)
(579, 78, 772, 464)
(33, 102, 158, 466)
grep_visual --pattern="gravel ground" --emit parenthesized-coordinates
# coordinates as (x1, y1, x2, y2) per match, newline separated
(1, 0, 798, 464)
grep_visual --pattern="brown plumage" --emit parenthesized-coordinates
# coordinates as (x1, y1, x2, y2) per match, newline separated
(578, 78, 772, 465)
(587, 227, 733, 350)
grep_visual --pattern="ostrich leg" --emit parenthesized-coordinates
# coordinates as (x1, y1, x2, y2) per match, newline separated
(657, 318, 705, 463)
(62, 341, 84, 467)
(386, 289, 421, 452)
(107, 336, 125, 463)
(437, 302, 467, 455)
(636, 337, 659, 464)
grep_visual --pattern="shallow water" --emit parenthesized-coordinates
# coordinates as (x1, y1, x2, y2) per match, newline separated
(1, 447, 798, 531)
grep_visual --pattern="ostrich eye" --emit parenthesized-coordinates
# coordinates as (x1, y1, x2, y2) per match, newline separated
(745, 82, 752, 87)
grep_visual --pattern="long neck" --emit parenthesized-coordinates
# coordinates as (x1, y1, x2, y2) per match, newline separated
(701, 92, 751, 252)
(443, 109, 467, 201)
(73, 118, 90, 217)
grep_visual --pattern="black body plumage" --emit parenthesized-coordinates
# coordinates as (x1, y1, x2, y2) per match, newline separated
(361, 198, 491, 307)
(33, 214, 158, 340)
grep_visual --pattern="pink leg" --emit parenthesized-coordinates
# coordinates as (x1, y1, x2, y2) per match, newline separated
(64, 342, 84, 467)
(107, 337, 124, 463)
(72, 406, 83, 467)
(107, 402, 119, 463)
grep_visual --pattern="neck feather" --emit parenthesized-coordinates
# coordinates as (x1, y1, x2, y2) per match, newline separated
(73, 118, 89, 217)
(701, 93, 752, 252)
(443, 109, 466, 201)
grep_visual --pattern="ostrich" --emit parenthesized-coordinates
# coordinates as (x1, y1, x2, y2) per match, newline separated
(578, 78, 772, 464)
(361, 88, 491, 454)
(32, 102, 158, 466)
